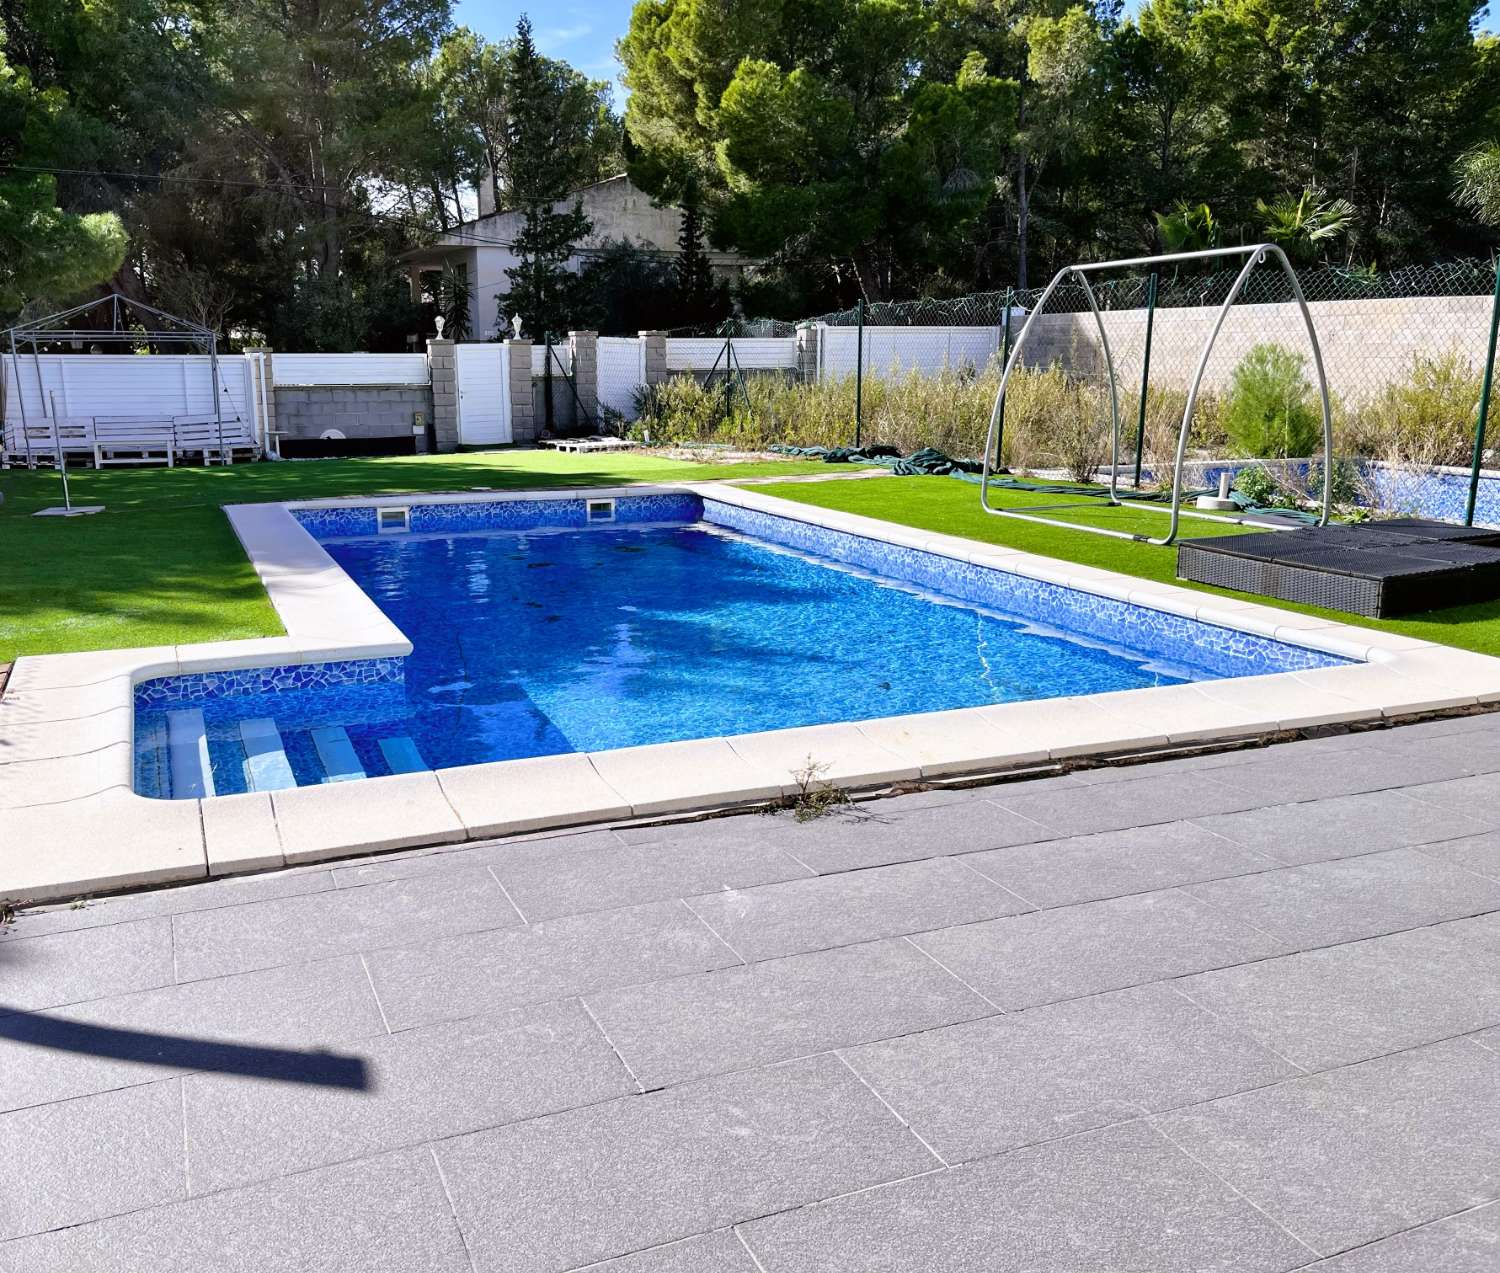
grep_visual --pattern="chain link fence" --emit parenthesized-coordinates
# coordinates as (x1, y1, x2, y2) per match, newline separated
(641, 256, 1500, 524)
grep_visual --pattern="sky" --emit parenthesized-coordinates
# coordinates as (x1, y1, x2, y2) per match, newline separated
(451, 0, 636, 103)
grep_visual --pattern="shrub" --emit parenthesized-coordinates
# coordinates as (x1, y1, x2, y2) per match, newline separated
(1348, 351, 1488, 469)
(1222, 343, 1322, 458)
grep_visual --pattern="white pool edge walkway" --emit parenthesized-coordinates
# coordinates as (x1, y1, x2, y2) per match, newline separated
(3, 481, 1498, 902)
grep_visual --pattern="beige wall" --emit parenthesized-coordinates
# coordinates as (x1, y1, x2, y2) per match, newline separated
(1017, 295, 1496, 403)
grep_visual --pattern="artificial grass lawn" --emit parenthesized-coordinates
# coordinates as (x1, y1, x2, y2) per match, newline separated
(756, 477, 1500, 658)
(5, 448, 1499, 663)
(0, 449, 831, 661)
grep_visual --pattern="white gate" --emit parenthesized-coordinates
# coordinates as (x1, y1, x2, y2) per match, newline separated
(455, 342, 511, 445)
(598, 337, 646, 420)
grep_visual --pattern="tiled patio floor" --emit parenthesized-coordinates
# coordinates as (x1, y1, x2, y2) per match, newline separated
(5, 714, 1500, 1270)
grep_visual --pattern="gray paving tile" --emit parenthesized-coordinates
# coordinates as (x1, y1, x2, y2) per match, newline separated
(183, 997, 633, 1195)
(0, 1146, 469, 1273)
(578, 1231, 760, 1273)
(685, 857, 1029, 962)
(736, 1119, 1312, 1273)
(435, 1052, 937, 1273)
(1183, 848, 1500, 947)
(364, 899, 740, 1032)
(963, 820, 1278, 907)
(913, 888, 1288, 1011)
(0, 1079, 185, 1239)
(172, 866, 521, 981)
(490, 832, 812, 923)
(1159, 1036, 1500, 1255)
(1358, 727, 1500, 773)
(1421, 830, 1500, 880)
(1192, 789, 1495, 866)
(1303, 1201, 1500, 1271)
(1365, 769, 1500, 824)
(620, 797, 1057, 875)
(844, 982, 1299, 1163)
(8, 868, 337, 938)
(989, 770, 1268, 836)
(587, 938, 990, 1089)
(1444, 910, 1500, 956)
(1178, 926, 1500, 1070)
(0, 916, 174, 1010)
(1371, 711, 1500, 741)
(1200, 746, 1478, 806)
(0, 955, 384, 1113)
(328, 831, 625, 888)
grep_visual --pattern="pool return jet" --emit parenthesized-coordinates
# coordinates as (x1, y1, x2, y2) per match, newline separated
(980, 243, 1334, 546)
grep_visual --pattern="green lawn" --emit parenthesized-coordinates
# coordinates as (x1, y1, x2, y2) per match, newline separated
(756, 477, 1500, 658)
(0, 449, 831, 661)
(5, 451, 1499, 662)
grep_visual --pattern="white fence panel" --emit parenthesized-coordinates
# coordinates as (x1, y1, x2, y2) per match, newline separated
(817, 325, 1000, 381)
(3, 353, 259, 428)
(273, 353, 429, 385)
(664, 336, 796, 372)
(531, 344, 573, 376)
(598, 337, 646, 420)
(455, 342, 511, 445)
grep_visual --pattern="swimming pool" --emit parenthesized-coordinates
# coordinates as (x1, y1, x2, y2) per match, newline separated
(133, 491, 1349, 799)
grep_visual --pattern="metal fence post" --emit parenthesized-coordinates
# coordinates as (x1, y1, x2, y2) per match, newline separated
(543, 333, 555, 433)
(1466, 257, 1500, 527)
(854, 297, 865, 448)
(1133, 271, 1158, 489)
(724, 324, 734, 423)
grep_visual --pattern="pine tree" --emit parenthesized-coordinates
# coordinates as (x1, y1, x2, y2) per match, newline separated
(500, 16, 593, 338)
(674, 191, 714, 318)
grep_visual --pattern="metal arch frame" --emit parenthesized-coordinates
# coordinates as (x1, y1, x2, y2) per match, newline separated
(3, 293, 231, 467)
(980, 243, 1334, 546)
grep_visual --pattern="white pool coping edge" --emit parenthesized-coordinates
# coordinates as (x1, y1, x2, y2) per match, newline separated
(3, 480, 1497, 902)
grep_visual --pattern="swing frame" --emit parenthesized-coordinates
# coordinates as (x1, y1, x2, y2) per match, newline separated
(979, 243, 1334, 546)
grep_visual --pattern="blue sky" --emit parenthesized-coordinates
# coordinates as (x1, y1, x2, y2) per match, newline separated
(451, 0, 1497, 104)
(451, 0, 636, 102)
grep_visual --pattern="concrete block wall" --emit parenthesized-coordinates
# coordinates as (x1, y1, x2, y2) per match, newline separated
(1020, 294, 1497, 403)
(271, 384, 431, 451)
(570, 331, 599, 428)
(640, 331, 669, 387)
(428, 338, 458, 453)
(506, 340, 536, 443)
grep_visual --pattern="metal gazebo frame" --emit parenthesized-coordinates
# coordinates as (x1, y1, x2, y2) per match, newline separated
(3, 293, 232, 470)
(980, 243, 1334, 546)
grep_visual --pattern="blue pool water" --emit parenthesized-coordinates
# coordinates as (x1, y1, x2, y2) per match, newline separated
(133, 496, 1350, 798)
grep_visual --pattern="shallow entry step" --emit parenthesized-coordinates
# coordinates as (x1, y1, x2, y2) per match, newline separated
(239, 718, 297, 792)
(167, 709, 215, 799)
(311, 726, 365, 783)
(378, 736, 427, 775)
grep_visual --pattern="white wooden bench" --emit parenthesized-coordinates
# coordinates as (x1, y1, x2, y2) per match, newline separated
(173, 415, 258, 463)
(92, 416, 177, 467)
(2, 418, 95, 468)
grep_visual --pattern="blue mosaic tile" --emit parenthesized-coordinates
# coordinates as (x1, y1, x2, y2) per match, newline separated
(701, 499, 1349, 679)
(294, 492, 702, 541)
(134, 656, 404, 709)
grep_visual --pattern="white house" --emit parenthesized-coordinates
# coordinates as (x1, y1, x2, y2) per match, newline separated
(402, 174, 756, 340)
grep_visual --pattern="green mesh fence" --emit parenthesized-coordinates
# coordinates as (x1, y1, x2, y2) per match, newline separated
(721, 257, 1500, 523)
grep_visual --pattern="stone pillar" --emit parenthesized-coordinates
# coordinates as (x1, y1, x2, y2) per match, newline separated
(568, 330, 599, 428)
(427, 337, 458, 453)
(795, 324, 820, 383)
(505, 340, 535, 444)
(639, 330, 669, 387)
(242, 345, 277, 456)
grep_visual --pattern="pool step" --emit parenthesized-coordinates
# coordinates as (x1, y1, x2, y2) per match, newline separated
(378, 736, 427, 775)
(167, 709, 215, 799)
(311, 726, 365, 783)
(239, 718, 297, 792)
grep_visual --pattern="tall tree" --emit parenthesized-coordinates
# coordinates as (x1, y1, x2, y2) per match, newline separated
(621, 0, 1017, 301)
(499, 16, 595, 336)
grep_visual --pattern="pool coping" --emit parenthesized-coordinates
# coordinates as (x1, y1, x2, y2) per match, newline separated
(4, 481, 1500, 902)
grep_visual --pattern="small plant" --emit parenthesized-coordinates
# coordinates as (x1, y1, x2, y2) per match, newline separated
(0, 899, 25, 931)
(1223, 343, 1322, 458)
(785, 756, 851, 822)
